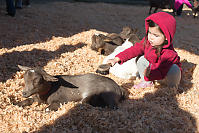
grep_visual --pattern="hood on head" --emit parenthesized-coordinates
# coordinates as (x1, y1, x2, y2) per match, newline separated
(145, 12, 176, 48)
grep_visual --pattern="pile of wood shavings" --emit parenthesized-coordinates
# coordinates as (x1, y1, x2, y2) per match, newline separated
(0, 1, 199, 132)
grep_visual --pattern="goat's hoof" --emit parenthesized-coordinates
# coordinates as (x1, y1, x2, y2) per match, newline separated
(96, 64, 111, 75)
(15, 99, 34, 107)
(47, 104, 59, 111)
(96, 69, 109, 75)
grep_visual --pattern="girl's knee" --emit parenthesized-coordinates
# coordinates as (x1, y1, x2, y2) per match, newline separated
(166, 64, 181, 87)
(137, 56, 149, 67)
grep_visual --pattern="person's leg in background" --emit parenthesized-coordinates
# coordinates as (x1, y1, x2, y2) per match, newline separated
(23, 0, 30, 6)
(6, 0, 16, 16)
(177, 4, 184, 16)
(15, 0, 22, 9)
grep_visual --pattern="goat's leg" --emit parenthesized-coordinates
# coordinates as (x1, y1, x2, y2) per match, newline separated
(16, 98, 34, 107)
(192, 9, 197, 18)
(80, 96, 90, 104)
(101, 93, 118, 109)
(47, 102, 61, 111)
(193, 10, 196, 18)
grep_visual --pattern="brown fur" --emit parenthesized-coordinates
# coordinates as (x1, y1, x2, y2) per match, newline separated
(17, 65, 127, 111)
(91, 26, 140, 55)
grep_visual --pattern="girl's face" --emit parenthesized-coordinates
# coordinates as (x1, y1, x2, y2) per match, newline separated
(148, 26, 166, 47)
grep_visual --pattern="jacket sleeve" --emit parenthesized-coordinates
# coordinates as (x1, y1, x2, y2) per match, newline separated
(144, 51, 179, 81)
(184, 0, 193, 8)
(116, 38, 145, 64)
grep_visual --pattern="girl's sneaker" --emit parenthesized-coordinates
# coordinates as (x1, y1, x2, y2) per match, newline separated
(133, 81, 153, 89)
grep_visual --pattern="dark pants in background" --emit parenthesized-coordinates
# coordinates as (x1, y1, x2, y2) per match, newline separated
(176, 4, 184, 16)
(5, 0, 30, 17)
(6, 0, 16, 16)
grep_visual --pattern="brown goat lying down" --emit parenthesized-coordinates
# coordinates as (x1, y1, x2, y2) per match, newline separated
(17, 65, 126, 111)
(148, 0, 176, 15)
(91, 26, 140, 56)
(193, 0, 199, 18)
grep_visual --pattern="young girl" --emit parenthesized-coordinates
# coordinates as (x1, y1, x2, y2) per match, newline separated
(106, 12, 182, 89)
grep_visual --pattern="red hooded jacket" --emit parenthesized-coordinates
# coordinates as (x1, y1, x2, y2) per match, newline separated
(116, 12, 181, 81)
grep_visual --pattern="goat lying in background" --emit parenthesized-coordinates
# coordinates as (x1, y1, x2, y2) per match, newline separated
(17, 65, 126, 111)
(91, 34, 120, 56)
(192, 0, 199, 18)
(148, 0, 176, 15)
(102, 39, 139, 79)
(91, 26, 140, 56)
(119, 26, 140, 44)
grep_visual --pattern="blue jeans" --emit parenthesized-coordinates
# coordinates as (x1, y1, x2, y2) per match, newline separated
(177, 4, 183, 16)
(6, 0, 16, 16)
(136, 56, 181, 88)
(15, 0, 22, 8)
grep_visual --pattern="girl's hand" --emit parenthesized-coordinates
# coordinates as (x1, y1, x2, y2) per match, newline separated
(106, 57, 120, 66)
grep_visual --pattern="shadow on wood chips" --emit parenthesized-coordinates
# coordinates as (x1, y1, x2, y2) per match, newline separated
(33, 60, 197, 133)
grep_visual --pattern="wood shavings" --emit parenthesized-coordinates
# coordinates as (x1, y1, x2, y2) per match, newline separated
(0, 1, 199, 132)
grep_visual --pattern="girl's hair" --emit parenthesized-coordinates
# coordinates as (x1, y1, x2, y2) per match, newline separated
(145, 19, 168, 58)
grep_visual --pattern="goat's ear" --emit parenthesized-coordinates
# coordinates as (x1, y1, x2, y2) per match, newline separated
(18, 65, 32, 71)
(104, 38, 112, 42)
(40, 70, 58, 82)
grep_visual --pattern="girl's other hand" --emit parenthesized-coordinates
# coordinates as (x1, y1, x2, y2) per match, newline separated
(106, 57, 120, 66)
(144, 66, 151, 77)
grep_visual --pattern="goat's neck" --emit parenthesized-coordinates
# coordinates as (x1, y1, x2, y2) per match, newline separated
(38, 81, 52, 101)
(104, 43, 117, 53)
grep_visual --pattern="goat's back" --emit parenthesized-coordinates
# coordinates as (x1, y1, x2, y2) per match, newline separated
(61, 73, 122, 96)
(46, 73, 125, 109)
(59, 73, 125, 108)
